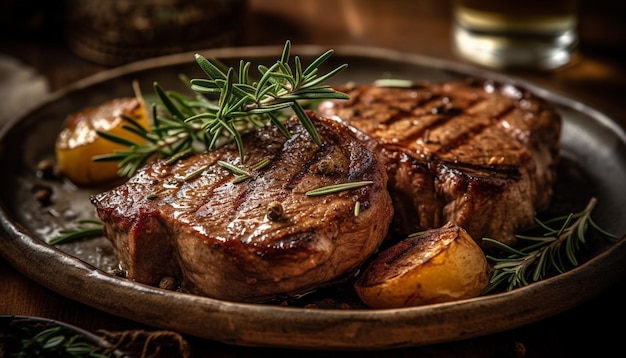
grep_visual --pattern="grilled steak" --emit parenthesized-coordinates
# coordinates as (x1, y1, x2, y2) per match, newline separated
(91, 112, 393, 302)
(319, 80, 561, 247)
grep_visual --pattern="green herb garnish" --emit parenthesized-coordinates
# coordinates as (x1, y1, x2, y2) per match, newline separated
(94, 40, 349, 178)
(482, 197, 618, 294)
(216, 158, 271, 183)
(3, 325, 111, 357)
(305, 181, 373, 196)
(48, 219, 104, 245)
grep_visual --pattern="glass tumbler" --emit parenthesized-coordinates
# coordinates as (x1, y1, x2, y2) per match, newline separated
(452, 0, 579, 70)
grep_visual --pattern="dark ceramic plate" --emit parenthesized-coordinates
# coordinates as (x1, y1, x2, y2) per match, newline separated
(1, 45, 625, 349)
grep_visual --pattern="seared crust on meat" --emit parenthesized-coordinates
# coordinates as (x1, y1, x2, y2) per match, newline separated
(91, 112, 393, 302)
(319, 80, 561, 246)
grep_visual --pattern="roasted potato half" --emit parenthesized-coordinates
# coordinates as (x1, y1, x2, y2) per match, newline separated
(354, 224, 489, 309)
(55, 97, 149, 186)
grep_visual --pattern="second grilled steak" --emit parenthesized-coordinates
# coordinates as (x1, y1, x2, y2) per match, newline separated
(91, 112, 393, 302)
(319, 80, 561, 246)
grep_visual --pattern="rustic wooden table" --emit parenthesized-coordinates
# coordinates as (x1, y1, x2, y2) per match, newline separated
(2, 1, 625, 356)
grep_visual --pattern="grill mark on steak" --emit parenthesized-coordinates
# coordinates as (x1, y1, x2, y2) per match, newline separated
(92, 112, 394, 302)
(355, 97, 529, 180)
(347, 90, 511, 166)
(284, 143, 333, 192)
(319, 79, 561, 247)
(365, 94, 523, 166)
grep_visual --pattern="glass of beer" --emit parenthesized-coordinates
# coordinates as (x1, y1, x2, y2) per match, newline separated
(452, 0, 579, 70)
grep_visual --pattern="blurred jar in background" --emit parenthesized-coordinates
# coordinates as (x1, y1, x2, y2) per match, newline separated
(66, 0, 248, 66)
(452, 0, 579, 70)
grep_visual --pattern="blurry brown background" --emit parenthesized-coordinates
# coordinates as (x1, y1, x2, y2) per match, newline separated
(1, 0, 624, 124)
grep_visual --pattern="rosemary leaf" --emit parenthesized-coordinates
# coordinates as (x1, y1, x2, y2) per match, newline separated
(267, 111, 292, 139)
(154, 82, 186, 121)
(246, 102, 294, 114)
(232, 175, 252, 184)
(255, 62, 281, 98)
(164, 148, 193, 165)
(120, 124, 151, 140)
(217, 160, 247, 175)
(120, 113, 150, 133)
(252, 158, 271, 170)
(292, 101, 320, 146)
(95, 130, 138, 147)
(48, 219, 104, 245)
(280, 40, 291, 65)
(294, 56, 303, 85)
(301, 63, 349, 89)
(195, 53, 228, 80)
(303, 49, 333, 76)
(184, 164, 210, 181)
(373, 78, 415, 88)
(305, 181, 373, 196)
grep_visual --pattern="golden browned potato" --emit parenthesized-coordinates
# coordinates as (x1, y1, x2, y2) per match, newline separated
(354, 224, 489, 309)
(55, 97, 150, 186)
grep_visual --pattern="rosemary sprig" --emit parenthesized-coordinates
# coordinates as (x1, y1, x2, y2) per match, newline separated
(482, 197, 618, 294)
(48, 219, 104, 245)
(94, 40, 349, 178)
